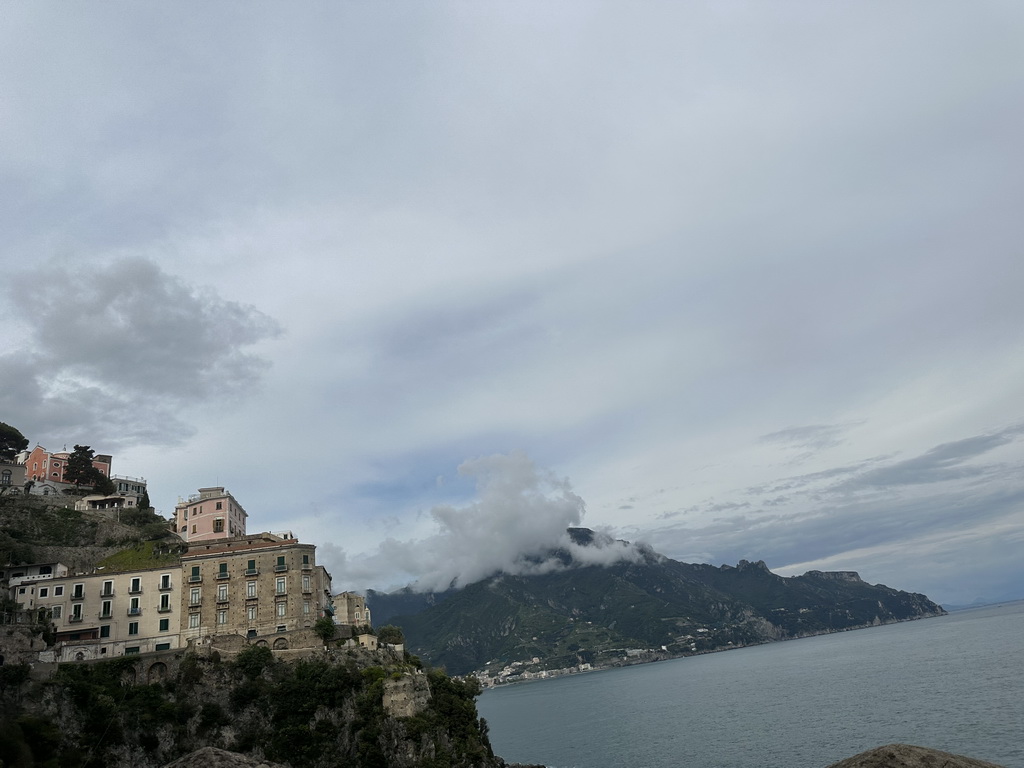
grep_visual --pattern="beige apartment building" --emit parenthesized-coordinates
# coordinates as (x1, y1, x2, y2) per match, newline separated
(36, 565, 182, 661)
(179, 533, 333, 643)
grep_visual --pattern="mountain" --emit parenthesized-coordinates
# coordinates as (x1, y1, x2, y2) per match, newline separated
(369, 530, 945, 676)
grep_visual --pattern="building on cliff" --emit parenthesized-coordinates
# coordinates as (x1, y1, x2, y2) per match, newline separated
(173, 487, 248, 542)
(180, 533, 333, 642)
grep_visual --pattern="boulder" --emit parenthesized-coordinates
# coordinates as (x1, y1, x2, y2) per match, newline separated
(826, 744, 1005, 768)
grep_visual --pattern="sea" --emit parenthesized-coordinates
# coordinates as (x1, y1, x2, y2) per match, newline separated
(477, 600, 1024, 768)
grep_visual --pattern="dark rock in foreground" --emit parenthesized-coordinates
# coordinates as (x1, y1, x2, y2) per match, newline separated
(163, 747, 286, 768)
(826, 744, 1005, 768)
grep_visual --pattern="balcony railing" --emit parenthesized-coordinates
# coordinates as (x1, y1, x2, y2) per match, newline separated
(100, 589, 114, 598)
(274, 564, 288, 572)
(128, 587, 143, 595)
(216, 572, 230, 580)
(158, 606, 172, 613)
(68, 615, 84, 623)
(159, 582, 173, 591)
(244, 568, 259, 576)
(71, 592, 85, 601)
(188, 575, 202, 583)
(128, 607, 142, 616)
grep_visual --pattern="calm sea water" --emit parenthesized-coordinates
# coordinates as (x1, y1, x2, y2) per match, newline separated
(478, 601, 1024, 768)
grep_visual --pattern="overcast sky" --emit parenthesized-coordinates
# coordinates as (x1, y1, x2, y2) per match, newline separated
(2, 2, 1022, 606)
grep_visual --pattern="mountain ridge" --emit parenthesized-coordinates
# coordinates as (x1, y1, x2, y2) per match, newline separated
(368, 529, 945, 677)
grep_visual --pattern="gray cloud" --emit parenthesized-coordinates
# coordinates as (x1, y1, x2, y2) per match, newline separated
(2, 258, 281, 448)
(321, 452, 642, 593)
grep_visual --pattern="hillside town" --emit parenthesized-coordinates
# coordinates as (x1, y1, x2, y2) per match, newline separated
(1, 423, 386, 666)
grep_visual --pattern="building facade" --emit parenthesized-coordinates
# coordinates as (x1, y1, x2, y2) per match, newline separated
(35, 565, 183, 661)
(173, 487, 248, 542)
(179, 533, 333, 643)
(333, 591, 372, 626)
(22, 446, 112, 484)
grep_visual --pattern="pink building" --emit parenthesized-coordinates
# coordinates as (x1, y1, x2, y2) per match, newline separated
(173, 487, 248, 542)
(23, 445, 112, 483)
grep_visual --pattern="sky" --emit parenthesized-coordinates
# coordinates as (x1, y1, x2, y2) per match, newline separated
(2, 2, 1023, 607)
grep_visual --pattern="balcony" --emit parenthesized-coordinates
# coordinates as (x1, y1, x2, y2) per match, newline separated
(244, 568, 259, 576)
(127, 607, 142, 616)
(274, 564, 288, 573)
(188, 575, 202, 583)
(216, 572, 230, 580)
(158, 582, 173, 592)
(100, 589, 114, 598)
(128, 587, 143, 595)
(71, 592, 85, 601)
(68, 615, 84, 623)
(301, 563, 312, 571)
(99, 611, 112, 620)
(216, 595, 229, 604)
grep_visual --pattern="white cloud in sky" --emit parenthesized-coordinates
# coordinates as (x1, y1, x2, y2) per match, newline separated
(2, 2, 1024, 605)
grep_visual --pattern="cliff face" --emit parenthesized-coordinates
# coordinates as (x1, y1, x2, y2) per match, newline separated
(0, 648, 509, 768)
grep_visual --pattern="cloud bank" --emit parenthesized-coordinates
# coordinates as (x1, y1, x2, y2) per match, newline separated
(322, 452, 642, 593)
(1, 257, 281, 448)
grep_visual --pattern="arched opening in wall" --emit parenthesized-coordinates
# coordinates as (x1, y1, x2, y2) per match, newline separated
(255, 639, 268, 647)
(75, 652, 85, 661)
(273, 638, 289, 650)
(147, 662, 168, 683)
(120, 668, 137, 686)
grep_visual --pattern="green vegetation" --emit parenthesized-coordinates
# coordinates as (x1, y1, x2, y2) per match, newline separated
(64, 445, 115, 495)
(96, 540, 182, 572)
(0, 651, 502, 768)
(0, 422, 28, 463)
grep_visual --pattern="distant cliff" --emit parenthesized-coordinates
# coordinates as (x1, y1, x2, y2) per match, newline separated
(370, 532, 945, 676)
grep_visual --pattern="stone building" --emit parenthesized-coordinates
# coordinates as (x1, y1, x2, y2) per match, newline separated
(333, 591, 372, 626)
(173, 487, 248, 542)
(179, 533, 333, 644)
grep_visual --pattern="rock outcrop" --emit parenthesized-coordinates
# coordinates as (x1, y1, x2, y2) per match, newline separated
(826, 744, 1005, 768)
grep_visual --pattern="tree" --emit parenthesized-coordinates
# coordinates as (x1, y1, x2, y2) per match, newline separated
(314, 616, 337, 644)
(0, 422, 28, 463)
(376, 625, 405, 646)
(139, 489, 151, 510)
(65, 445, 115, 494)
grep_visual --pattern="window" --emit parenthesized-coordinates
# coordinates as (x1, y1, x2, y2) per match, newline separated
(247, 581, 257, 598)
(128, 621, 139, 636)
(159, 618, 170, 632)
(125, 647, 140, 655)
(129, 597, 141, 615)
(302, 575, 311, 592)
(72, 583, 84, 600)
(189, 566, 200, 582)
(51, 606, 62, 619)
(302, 554, 310, 565)
(0, 470, 10, 486)
(100, 625, 110, 638)
(214, 518, 224, 532)
(71, 604, 83, 620)
(217, 610, 227, 625)
(39, 565, 52, 575)
(189, 613, 200, 629)
(247, 605, 257, 621)
(217, 584, 228, 602)
(276, 555, 286, 571)
(39, 587, 48, 598)
(303, 600, 310, 615)
(277, 601, 286, 617)
(101, 600, 112, 618)
(101, 580, 113, 597)
(155, 642, 171, 651)
(192, 524, 197, 534)
(216, 501, 222, 510)
(130, 577, 141, 594)
(54, 586, 63, 597)
(275, 577, 286, 594)
(246, 559, 257, 574)
(277, 625, 286, 633)
(190, 588, 201, 605)
(160, 574, 171, 590)
(159, 594, 171, 611)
